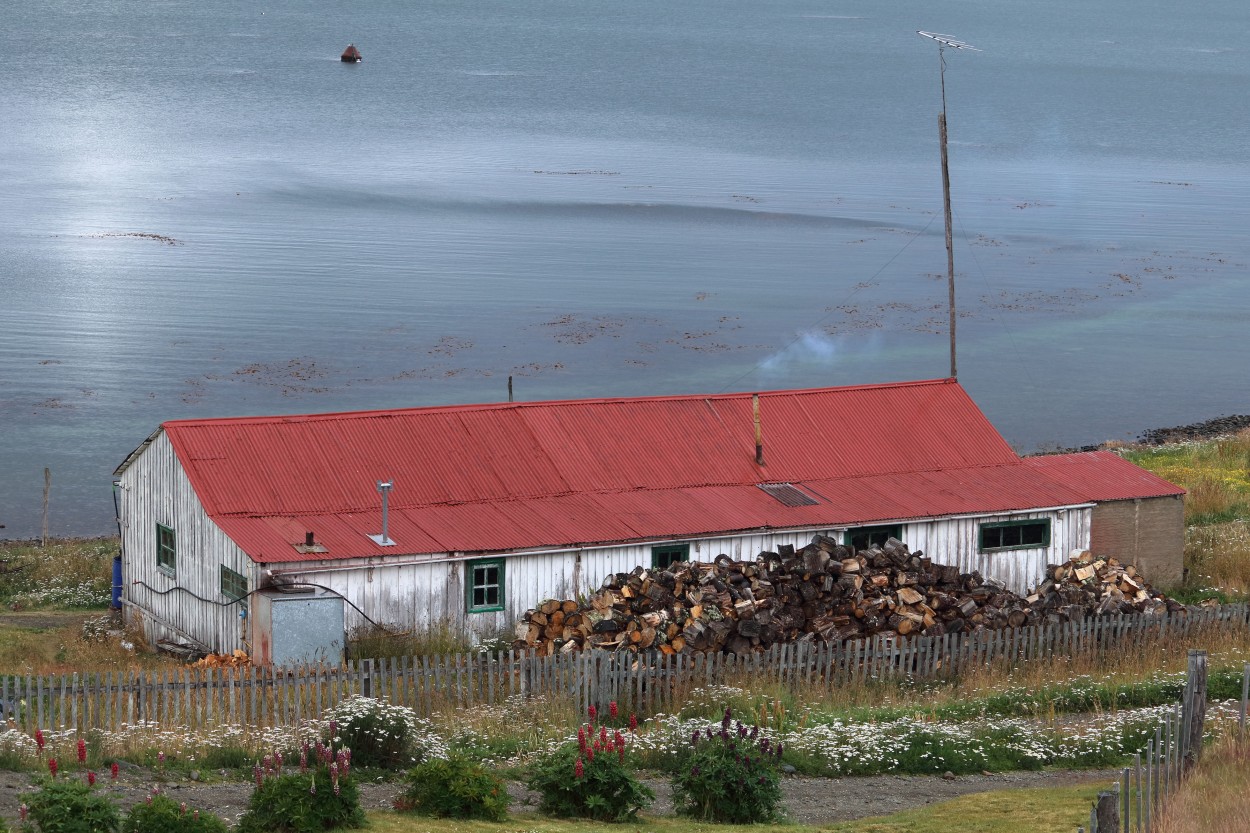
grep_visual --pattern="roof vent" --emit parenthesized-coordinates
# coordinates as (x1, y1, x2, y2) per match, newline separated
(757, 483, 819, 507)
(294, 530, 328, 554)
(367, 480, 396, 547)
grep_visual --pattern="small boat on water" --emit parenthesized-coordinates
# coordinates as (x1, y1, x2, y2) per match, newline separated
(341, 44, 361, 63)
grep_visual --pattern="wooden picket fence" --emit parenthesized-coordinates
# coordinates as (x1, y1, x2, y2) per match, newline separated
(2, 603, 1247, 734)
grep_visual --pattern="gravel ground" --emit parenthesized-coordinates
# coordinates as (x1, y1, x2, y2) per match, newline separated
(0, 766, 1119, 827)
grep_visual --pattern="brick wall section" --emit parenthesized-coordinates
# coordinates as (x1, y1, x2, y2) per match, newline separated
(1090, 495, 1185, 587)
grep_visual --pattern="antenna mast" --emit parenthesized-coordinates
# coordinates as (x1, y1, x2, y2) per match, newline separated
(917, 31, 978, 380)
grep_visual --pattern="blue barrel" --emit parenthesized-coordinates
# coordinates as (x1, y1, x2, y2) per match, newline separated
(111, 555, 123, 609)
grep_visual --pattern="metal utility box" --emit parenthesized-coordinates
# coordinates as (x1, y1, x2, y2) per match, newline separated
(252, 589, 345, 667)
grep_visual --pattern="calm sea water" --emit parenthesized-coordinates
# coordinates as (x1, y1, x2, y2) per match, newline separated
(2, 0, 1248, 538)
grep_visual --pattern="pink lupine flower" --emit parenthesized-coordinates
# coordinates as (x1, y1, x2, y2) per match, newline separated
(609, 701, 619, 719)
(587, 704, 597, 722)
(253, 764, 264, 788)
(35, 730, 45, 752)
(111, 762, 119, 780)
(77, 738, 87, 764)
(158, 751, 166, 766)
(275, 752, 283, 771)
(263, 755, 273, 773)
(180, 802, 187, 815)
(87, 771, 96, 786)
(599, 725, 608, 746)
(299, 747, 308, 773)
(586, 746, 595, 762)
(614, 730, 624, 751)
(48, 758, 58, 777)
(577, 727, 587, 755)
(328, 720, 337, 740)
(574, 758, 583, 779)
(19, 804, 28, 821)
(330, 762, 340, 796)
(629, 713, 638, 733)
(309, 775, 317, 796)
(618, 745, 625, 764)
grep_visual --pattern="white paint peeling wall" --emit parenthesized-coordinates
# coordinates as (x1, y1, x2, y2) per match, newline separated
(116, 432, 252, 653)
(901, 508, 1091, 594)
(277, 513, 1089, 643)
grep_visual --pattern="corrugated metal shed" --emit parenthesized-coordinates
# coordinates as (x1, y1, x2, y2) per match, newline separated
(117, 379, 1174, 564)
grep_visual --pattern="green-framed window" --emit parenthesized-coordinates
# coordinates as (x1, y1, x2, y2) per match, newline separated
(467, 558, 505, 613)
(979, 519, 1051, 552)
(651, 543, 689, 571)
(845, 525, 902, 552)
(220, 565, 248, 601)
(156, 524, 176, 575)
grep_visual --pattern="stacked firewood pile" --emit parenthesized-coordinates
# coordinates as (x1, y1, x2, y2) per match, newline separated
(513, 537, 1180, 655)
(190, 649, 251, 668)
(1028, 549, 1184, 621)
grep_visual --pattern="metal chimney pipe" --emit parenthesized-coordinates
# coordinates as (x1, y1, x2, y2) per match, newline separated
(371, 480, 395, 546)
(753, 394, 765, 466)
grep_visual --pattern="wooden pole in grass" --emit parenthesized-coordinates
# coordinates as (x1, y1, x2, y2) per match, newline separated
(1094, 786, 1119, 833)
(41, 467, 50, 546)
(1182, 650, 1207, 771)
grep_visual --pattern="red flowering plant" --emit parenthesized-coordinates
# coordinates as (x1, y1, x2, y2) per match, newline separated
(236, 730, 363, 833)
(671, 707, 784, 823)
(525, 722, 652, 821)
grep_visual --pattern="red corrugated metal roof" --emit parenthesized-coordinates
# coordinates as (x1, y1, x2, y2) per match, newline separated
(123, 379, 1178, 563)
(1023, 451, 1186, 501)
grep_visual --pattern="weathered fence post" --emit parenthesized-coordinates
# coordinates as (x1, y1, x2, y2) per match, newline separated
(1240, 662, 1249, 740)
(1182, 650, 1207, 770)
(1095, 789, 1120, 833)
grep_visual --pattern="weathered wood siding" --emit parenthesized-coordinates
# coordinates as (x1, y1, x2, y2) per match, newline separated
(116, 431, 253, 653)
(902, 508, 1091, 594)
(272, 512, 1087, 643)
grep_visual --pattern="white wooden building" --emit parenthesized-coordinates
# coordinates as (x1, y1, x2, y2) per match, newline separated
(113, 379, 1184, 662)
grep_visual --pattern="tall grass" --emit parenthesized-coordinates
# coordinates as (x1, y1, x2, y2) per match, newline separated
(0, 537, 117, 609)
(1123, 430, 1250, 525)
(1184, 521, 1250, 597)
(1154, 735, 1250, 833)
(347, 622, 511, 660)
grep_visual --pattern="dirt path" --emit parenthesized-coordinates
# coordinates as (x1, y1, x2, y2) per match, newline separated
(0, 611, 91, 630)
(0, 767, 1118, 827)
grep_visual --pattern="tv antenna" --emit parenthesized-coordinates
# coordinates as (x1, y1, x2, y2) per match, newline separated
(917, 31, 979, 380)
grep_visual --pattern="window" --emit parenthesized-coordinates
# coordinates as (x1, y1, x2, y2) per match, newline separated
(845, 525, 902, 552)
(156, 524, 176, 574)
(220, 565, 248, 601)
(979, 519, 1051, 552)
(651, 543, 690, 571)
(467, 558, 505, 613)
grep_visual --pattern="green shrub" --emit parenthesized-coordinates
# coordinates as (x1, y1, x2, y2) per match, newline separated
(395, 755, 508, 821)
(20, 777, 121, 833)
(122, 794, 228, 833)
(526, 724, 653, 821)
(671, 710, 783, 824)
(323, 695, 418, 768)
(236, 765, 364, 833)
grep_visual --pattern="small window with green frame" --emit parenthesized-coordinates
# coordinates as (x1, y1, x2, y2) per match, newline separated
(466, 558, 505, 613)
(651, 543, 690, 571)
(844, 525, 902, 552)
(220, 565, 248, 601)
(156, 524, 176, 575)
(979, 518, 1051, 552)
